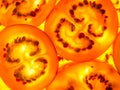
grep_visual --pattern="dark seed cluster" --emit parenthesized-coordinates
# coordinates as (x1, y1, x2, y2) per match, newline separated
(11, 0, 46, 19)
(54, 18, 94, 53)
(87, 24, 107, 37)
(69, 6, 85, 23)
(14, 36, 26, 43)
(69, 0, 108, 37)
(75, 33, 94, 52)
(3, 36, 40, 63)
(69, 0, 107, 23)
(13, 4, 39, 18)
(29, 48, 39, 56)
(85, 73, 113, 90)
(3, 42, 21, 63)
(14, 36, 40, 46)
(6, 57, 20, 63)
(89, 1, 106, 15)
(35, 57, 48, 64)
(0, 0, 10, 9)
(54, 18, 72, 48)
(14, 58, 47, 84)
(2, 36, 48, 84)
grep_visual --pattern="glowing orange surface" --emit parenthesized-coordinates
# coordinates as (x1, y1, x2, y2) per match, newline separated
(0, 0, 120, 90)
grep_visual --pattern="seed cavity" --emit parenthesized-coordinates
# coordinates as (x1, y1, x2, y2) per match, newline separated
(69, 0, 107, 25)
(1, 0, 46, 19)
(86, 73, 113, 90)
(87, 24, 107, 37)
(14, 58, 47, 84)
(3, 36, 48, 84)
(54, 18, 94, 52)
(11, 0, 46, 18)
(3, 36, 41, 63)
(54, 0, 108, 53)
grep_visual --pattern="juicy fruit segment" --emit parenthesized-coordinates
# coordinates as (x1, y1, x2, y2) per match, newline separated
(0, 0, 56, 26)
(0, 24, 58, 90)
(45, 0, 118, 62)
(47, 61, 120, 90)
(3, 36, 48, 84)
(54, 18, 95, 52)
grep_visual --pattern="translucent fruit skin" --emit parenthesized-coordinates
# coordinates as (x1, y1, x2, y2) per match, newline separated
(0, 24, 58, 90)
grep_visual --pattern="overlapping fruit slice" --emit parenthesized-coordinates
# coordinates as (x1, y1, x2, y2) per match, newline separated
(47, 61, 120, 90)
(0, 0, 56, 26)
(0, 24, 58, 90)
(45, 0, 118, 62)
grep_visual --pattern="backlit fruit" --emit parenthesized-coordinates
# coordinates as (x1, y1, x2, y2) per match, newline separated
(0, 24, 58, 90)
(45, 0, 118, 62)
(0, 0, 56, 26)
(47, 61, 120, 90)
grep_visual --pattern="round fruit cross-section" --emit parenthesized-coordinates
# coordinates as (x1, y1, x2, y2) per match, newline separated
(0, 24, 58, 90)
(47, 61, 120, 90)
(45, 0, 118, 62)
(0, 0, 56, 26)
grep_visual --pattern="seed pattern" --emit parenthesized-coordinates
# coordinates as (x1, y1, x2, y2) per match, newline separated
(85, 73, 113, 90)
(0, 0, 10, 9)
(69, 0, 108, 37)
(12, 0, 43, 18)
(1, 0, 46, 19)
(29, 48, 40, 56)
(6, 57, 20, 63)
(54, 18, 94, 52)
(87, 24, 107, 37)
(69, 5, 85, 23)
(95, 3, 102, 9)
(3, 36, 48, 84)
(3, 36, 40, 62)
(14, 58, 47, 84)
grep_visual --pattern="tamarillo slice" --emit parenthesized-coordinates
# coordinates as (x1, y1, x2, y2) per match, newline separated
(0, 24, 58, 90)
(47, 61, 120, 90)
(0, 0, 56, 26)
(45, 0, 118, 62)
